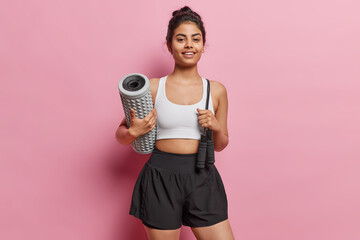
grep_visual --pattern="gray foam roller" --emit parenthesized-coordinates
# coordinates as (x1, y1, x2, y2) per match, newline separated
(118, 73, 156, 154)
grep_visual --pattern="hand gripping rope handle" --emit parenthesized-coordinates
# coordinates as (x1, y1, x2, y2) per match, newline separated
(196, 79, 215, 169)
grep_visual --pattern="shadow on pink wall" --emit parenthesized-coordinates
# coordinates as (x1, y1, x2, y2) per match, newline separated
(105, 147, 149, 239)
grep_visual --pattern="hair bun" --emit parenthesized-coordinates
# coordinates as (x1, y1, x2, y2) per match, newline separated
(179, 6, 192, 13)
(172, 10, 179, 16)
(172, 6, 201, 19)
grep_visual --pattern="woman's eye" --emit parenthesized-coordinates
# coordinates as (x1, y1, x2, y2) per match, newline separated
(194, 39, 200, 42)
(177, 38, 184, 42)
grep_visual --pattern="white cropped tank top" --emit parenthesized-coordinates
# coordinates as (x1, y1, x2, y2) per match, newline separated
(154, 75, 214, 140)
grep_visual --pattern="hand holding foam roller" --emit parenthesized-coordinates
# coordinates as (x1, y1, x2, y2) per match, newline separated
(118, 73, 157, 154)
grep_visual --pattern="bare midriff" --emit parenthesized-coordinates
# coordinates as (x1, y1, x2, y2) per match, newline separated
(155, 139, 200, 154)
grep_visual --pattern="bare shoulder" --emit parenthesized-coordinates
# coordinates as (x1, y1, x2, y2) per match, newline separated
(208, 79, 228, 98)
(207, 79, 228, 114)
(149, 78, 160, 104)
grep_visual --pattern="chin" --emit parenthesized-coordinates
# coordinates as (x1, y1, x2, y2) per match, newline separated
(177, 62, 199, 68)
(177, 59, 201, 67)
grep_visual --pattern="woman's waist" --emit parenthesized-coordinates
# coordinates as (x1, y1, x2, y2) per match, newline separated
(148, 145, 198, 172)
(155, 139, 199, 154)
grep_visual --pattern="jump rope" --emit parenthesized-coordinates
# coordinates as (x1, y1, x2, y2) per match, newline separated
(196, 78, 215, 169)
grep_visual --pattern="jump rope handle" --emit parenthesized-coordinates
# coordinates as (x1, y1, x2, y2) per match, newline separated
(196, 79, 215, 169)
(206, 129, 215, 164)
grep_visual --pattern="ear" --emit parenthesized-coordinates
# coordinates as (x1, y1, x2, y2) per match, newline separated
(167, 42, 173, 54)
(202, 44, 206, 53)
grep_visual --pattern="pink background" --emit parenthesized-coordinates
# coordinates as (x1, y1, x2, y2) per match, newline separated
(1, 0, 359, 239)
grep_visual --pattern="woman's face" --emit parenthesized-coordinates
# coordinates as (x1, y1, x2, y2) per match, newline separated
(168, 22, 204, 67)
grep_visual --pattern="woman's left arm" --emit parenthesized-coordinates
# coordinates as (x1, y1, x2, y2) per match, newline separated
(197, 81, 229, 152)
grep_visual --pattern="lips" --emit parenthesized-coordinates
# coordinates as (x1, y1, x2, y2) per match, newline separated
(182, 51, 196, 55)
(182, 51, 196, 58)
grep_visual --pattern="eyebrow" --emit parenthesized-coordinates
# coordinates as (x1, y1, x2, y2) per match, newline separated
(175, 33, 202, 37)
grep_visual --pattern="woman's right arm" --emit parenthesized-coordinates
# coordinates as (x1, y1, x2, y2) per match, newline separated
(115, 116, 138, 145)
(115, 108, 157, 145)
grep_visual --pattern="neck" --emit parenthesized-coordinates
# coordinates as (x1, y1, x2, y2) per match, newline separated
(169, 64, 201, 82)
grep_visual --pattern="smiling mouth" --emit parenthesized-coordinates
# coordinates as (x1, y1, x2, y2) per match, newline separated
(182, 52, 196, 55)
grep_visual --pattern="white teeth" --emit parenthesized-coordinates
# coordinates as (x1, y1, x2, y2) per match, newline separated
(183, 52, 194, 55)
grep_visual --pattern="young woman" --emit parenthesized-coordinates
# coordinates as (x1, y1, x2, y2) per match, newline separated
(116, 6, 235, 240)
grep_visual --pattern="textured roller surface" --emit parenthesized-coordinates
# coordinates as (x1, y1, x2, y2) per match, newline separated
(118, 73, 157, 154)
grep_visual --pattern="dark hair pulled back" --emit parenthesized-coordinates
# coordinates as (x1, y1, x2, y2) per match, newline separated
(166, 6, 206, 45)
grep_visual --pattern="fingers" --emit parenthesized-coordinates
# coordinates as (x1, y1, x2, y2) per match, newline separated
(147, 109, 157, 124)
(130, 108, 136, 120)
(197, 108, 215, 129)
(196, 108, 210, 114)
(149, 108, 157, 127)
(199, 116, 212, 124)
(143, 107, 156, 121)
(197, 108, 212, 115)
(150, 117, 157, 130)
(130, 108, 157, 120)
(143, 108, 157, 131)
(197, 111, 213, 120)
(139, 108, 157, 126)
(151, 108, 157, 120)
(129, 108, 157, 136)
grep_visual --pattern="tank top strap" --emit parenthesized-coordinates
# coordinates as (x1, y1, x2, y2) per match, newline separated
(201, 77, 206, 104)
(203, 78, 214, 114)
(154, 76, 166, 107)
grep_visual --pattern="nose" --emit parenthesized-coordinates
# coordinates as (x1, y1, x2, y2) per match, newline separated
(184, 40, 193, 49)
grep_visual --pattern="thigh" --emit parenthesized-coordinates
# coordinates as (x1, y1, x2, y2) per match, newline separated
(141, 163, 184, 229)
(183, 164, 228, 227)
(144, 224, 181, 240)
(191, 219, 235, 240)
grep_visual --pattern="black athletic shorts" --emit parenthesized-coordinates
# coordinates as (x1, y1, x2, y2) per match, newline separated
(129, 146, 228, 230)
